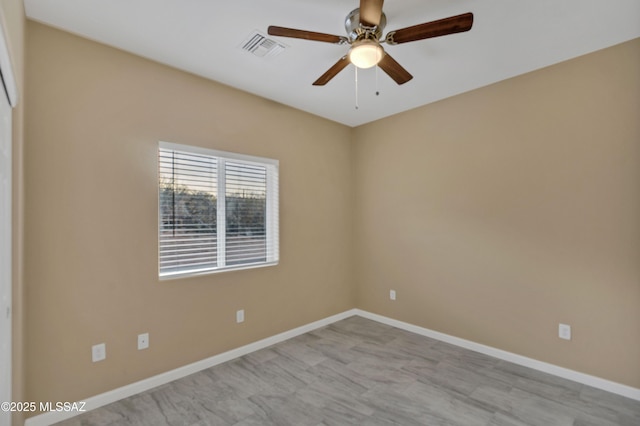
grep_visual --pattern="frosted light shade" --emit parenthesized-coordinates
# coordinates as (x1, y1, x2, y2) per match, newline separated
(349, 41, 383, 69)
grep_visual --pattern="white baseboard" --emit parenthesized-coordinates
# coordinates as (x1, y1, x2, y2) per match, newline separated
(24, 309, 359, 426)
(355, 309, 640, 402)
(24, 308, 640, 425)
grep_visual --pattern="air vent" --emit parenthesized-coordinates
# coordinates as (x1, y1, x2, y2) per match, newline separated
(240, 31, 286, 58)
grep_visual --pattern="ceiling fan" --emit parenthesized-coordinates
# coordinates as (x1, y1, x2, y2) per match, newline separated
(267, 0, 473, 86)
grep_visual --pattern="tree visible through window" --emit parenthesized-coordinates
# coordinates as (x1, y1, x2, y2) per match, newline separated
(158, 143, 278, 278)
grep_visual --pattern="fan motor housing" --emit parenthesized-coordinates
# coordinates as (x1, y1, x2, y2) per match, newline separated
(345, 8, 386, 41)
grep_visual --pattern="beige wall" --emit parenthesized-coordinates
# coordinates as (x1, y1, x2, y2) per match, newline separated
(25, 21, 353, 406)
(353, 38, 640, 388)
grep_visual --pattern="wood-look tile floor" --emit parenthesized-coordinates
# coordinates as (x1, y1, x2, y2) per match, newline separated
(57, 316, 640, 426)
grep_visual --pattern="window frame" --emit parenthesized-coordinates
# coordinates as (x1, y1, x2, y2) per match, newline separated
(158, 141, 279, 280)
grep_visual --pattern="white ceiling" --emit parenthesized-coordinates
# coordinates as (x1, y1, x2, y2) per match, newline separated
(24, 0, 640, 127)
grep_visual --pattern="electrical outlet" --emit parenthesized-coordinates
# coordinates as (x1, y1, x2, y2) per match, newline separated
(558, 323, 571, 340)
(390, 290, 396, 301)
(138, 333, 149, 350)
(92, 343, 106, 362)
(236, 309, 245, 323)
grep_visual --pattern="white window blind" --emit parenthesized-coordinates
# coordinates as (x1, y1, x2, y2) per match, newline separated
(159, 142, 278, 278)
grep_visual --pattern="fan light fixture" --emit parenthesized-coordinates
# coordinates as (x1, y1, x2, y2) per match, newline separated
(349, 40, 383, 69)
(267, 2, 474, 86)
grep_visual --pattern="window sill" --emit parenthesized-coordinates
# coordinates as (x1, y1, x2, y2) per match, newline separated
(159, 261, 279, 281)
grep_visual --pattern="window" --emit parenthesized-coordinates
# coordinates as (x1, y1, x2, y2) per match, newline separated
(158, 142, 278, 278)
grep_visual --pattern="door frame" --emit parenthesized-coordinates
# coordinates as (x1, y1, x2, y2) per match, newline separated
(0, 10, 19, 426)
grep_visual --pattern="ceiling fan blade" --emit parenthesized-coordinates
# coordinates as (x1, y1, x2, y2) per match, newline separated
(268, 26, 346, 44)
(360, 0, 384, 27)
(386, 12, 473, 45)
(313, 56, 351, 86)
(378, 52, 413, 85)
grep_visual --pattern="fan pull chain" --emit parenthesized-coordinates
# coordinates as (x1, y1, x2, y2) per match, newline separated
(354, 66, 359, 110)
(375, 64, 380, 96)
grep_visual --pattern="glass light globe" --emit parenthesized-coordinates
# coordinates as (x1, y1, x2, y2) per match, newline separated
(349, 40, 383, 69)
